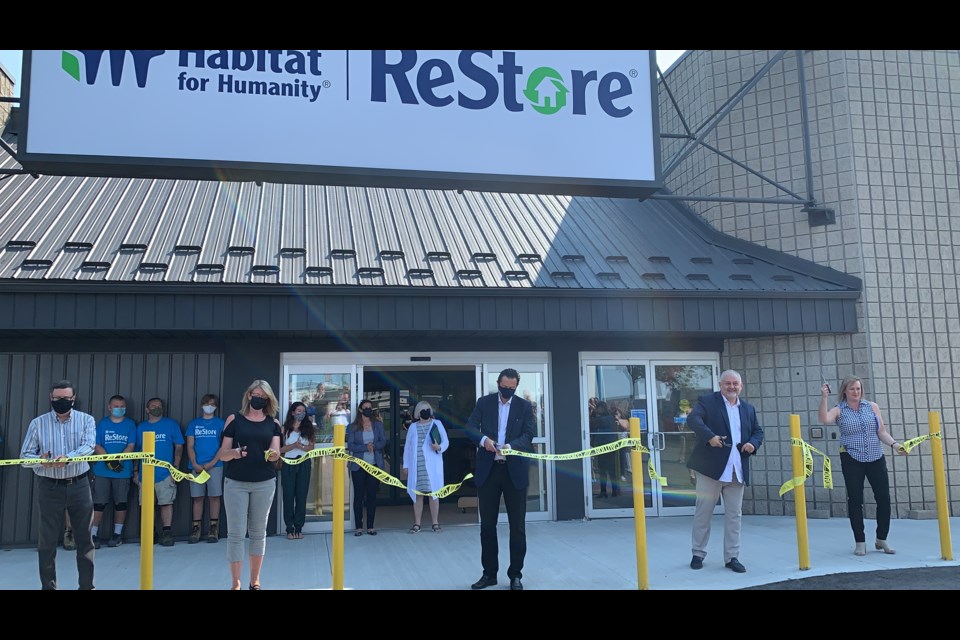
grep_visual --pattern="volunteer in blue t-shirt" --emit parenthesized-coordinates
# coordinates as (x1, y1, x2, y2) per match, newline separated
(186, 393, 226, 544)
(91, 395, 136, 549)
(133, 397, 184, 547)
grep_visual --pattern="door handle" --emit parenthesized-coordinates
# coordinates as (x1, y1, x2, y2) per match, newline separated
(659, 432, 667, 451)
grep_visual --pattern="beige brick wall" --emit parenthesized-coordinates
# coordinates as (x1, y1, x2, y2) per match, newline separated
(0, 63, 13, 130)
(660, 50, 960, 518)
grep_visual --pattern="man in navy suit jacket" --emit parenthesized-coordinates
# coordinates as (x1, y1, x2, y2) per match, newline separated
(685, 369, 763, 574)
(464, 368, 536, 590)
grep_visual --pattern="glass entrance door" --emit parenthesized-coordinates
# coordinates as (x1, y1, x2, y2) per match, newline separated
(582, 354, 719, 517)
(652, 362, 718, 515)
(360, 367, 478, 507)
(583, 364, 654, 517)
(283, 365, 355, 532)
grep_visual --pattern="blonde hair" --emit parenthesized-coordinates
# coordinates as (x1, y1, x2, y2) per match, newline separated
(837, 376, 863, 404)
(241, 380, 279, 417)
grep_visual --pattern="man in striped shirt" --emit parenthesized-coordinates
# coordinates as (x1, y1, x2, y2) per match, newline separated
(19, 379, 97, 590)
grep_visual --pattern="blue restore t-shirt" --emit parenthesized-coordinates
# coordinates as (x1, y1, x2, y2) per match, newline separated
(186, 416, 225, 470)
(137, 417, 184, 481)
(94, 416, 137, 478)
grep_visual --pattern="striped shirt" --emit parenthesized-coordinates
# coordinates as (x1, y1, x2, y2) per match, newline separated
(836, 400, 884, 463)
(19, 409, 97, 479)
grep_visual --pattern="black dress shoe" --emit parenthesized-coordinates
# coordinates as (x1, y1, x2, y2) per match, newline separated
(725, 558, 746, 573)
(471, 575, 497, 590)
(510, 577, 523, 590)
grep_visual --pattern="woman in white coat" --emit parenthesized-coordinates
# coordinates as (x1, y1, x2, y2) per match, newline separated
(403, 400, 449, 533)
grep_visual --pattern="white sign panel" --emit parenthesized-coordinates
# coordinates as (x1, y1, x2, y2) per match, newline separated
(21, 50, 660, 197)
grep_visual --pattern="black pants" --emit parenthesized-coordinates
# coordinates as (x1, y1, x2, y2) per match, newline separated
(840, 452, 891, 543)
(37, 475, 95, 590)
(351, 468, 380, 529)
(595, 451, 619, 495)
(478, 462, 527, 579)
(281, 462, 312, 534)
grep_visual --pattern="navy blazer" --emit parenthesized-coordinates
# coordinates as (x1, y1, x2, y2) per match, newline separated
(345, 422, 387, 472)
(685, 392, 763, 485)
(465, 393, 536, 489)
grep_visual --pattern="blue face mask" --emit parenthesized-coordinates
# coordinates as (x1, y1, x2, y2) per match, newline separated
(111, 407, 126, 418)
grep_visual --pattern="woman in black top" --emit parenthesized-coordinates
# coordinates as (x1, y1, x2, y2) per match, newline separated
(219, 380, 282, 590)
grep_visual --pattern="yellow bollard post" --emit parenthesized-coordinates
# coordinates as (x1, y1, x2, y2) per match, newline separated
(928, 412, 953, 560)
(789, 415, 810, 570)
(332, 423, 345, 589)
(629, 417, 649, 590)
(139, 431, 155, 590)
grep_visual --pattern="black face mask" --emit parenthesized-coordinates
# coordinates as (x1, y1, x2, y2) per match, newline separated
(361, 408, 374, 418)
(51, 398, 74, 414)
(250, 396, 268, 410)
(498, 386, 516, 400)
(419, 409, 432, 420)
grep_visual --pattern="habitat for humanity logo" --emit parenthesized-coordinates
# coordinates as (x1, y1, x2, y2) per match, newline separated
(61, 50, 165, 88)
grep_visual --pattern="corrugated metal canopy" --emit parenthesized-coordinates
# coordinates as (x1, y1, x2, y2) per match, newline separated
(0, 128, 859, 296)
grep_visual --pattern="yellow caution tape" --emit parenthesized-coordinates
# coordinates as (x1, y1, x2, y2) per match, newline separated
(273, 446, 473, 498)
(898, 433, 941, 454)
(779, 437, 833, 497)
(0, 451, 209, 484)
(0, 451, 152, 467)
(500, 438, 668, 487)
(348, 456, 474, 499)
(150, 459, 210, 484)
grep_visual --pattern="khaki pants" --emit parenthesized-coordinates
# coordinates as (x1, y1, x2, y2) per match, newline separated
(691, 471, 744, 563)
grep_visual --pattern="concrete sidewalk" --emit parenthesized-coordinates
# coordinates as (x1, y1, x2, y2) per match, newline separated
(1, 515, 956, 590)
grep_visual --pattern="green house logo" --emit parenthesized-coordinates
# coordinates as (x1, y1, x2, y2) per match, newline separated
(522, 67, 568, 115)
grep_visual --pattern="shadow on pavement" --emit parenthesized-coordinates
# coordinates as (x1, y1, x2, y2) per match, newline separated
(742, 566, 960, 590)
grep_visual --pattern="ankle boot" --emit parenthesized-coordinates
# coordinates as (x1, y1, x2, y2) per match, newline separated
(188, 521, 201, 544)
(875, 539, 896, 554)
(207, 520, 219, 543)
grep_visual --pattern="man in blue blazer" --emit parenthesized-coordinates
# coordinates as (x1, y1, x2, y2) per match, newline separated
(465, 368, 536, 590)
(686, 369, 763, 574)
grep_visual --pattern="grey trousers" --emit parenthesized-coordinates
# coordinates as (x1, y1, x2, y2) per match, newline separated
(691, 471, 745, 563)
(37, 475, 95, 590)
(223, 477, 276, 563)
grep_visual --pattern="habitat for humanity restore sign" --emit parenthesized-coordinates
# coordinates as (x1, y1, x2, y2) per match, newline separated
(21, 50, 660, 197)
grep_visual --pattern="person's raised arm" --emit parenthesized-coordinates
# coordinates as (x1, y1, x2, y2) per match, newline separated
(818, 383, 841, 424)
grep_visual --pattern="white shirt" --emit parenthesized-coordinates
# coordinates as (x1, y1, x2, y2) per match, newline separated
(718, 397, 743, 483)
(480, 394, 512, 460)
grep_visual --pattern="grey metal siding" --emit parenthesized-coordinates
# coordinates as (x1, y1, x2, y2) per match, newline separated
(0, 352, 224, 546)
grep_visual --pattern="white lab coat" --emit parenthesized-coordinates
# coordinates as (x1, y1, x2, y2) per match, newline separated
(403, 419, 449, 503)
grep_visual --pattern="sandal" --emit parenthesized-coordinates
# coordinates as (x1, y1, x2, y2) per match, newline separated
(410, 524, 421, 533)
(354, 530, 363, 537)
(287, 532, 295, 540)
(248, 583, 261, 590)
(367, 529, 377, 536)
(296, 532, 304, 539)
(432, 524, 442, 533)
